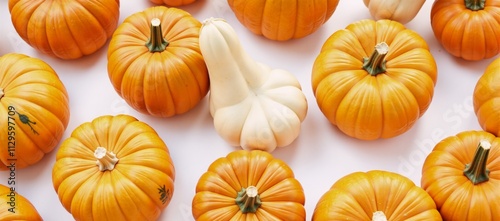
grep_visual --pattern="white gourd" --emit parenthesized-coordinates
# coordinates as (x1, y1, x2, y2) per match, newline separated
(199, 17, 308, 152)
(363, 0, 426, 24)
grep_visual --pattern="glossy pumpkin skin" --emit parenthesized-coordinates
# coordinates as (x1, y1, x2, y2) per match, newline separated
(107, 6, 209, 117)
(8, 0, 120, 60)
(150, 0, 196, 6)
(312, 170, 442, 221)
(0, 53, 70, 170)
(52, 115, 175, 221)
(311, 19, 437, 140)
(0, 184, 43, 220)
(192, 150, 306, 220)
(473, 57, 500, 136)
(228, 0, 340, 41)
(421, 130, 500, 221)
(431, 0, 500, 61)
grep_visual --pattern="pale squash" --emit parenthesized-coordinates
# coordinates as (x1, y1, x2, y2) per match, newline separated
(199, 18, 308, 152)
(363, 0, 426, 24)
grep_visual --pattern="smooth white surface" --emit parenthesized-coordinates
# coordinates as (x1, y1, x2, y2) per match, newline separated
(0, 1, 494, 220)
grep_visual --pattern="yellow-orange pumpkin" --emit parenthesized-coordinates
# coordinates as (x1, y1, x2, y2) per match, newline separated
(192, 150, 306, 220)
(8, 0, 120, 60)
(0, 184, 43, 220)
(52, 114, 175, 221)
(107, 6, 209, 117)
(473, 57, 500, 136)
(421, 130, 500, 221)
(0, 53, 70, 170)
(430, 0, 500, 61)
(228, 0, 340, 41)
(313, 170, 442, 220)
(311, 19, 437, 140)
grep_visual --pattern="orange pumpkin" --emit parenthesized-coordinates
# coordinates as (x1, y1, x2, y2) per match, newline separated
(0, 184, 43, 220)
(311, 19, 437, 140)
(8, 0, 120, 60)
(430, 0, 500, 61)
(192, 150, 306, 220)
(473, 57, 500, 136)
(52, 114, 176, 221)
(312, 170, 442, 221)
(227, 0, 340, 41)
(0, 53, 70, 170)
(421, 130, 500, 221)
(107, 6, 209, 117)
(150, 0, 196, 6)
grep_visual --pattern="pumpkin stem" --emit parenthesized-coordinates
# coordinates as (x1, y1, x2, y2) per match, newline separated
(0, 88, 4, 100)
(235, 186, 262, 213)
(94, 147, 119, 172)
(363, 42, 389, 76)
(465, 0, 485, 11)
(372, 211, 388, 221)
(463, 140, 491, 185)
(146, 18, 169, 52)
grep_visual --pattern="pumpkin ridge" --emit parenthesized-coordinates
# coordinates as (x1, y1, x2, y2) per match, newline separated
(112, 167, 164, 219)
(75, 0, 119, 35)
(478, 11, 500, 57)
(162, 15, 199, 43)
(11, 0, 45, 45)
(444, 181, 474, 218)
(64, 2, 104, 53)
(108, 176, 135, 221)
(254, 159, 292, 193)
(47, 1, 82, 58)
(431, 5, 463, 45)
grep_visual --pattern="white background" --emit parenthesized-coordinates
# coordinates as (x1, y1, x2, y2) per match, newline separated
(0, 0, 494, 220)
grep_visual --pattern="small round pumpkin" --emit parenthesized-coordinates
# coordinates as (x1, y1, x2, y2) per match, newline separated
(107, 6, 209, 117)
(312, 170, 442, 220)
(0, 184, 43, 220)
(421, 130, 500, 221)
(430, 0, 500, 61)
(473, 57, 500, 136)
(311, 19, 437, 140)
(8, 0, 120, 60)
(52, 114, 175, 221)
(227, 0, 340, 41)
(150, 0, 196, 6)
(0, 53, 70, 170)
(192, 150, 306, 220)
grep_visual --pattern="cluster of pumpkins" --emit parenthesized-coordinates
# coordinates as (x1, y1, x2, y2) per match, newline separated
(1, 0, 499, 220)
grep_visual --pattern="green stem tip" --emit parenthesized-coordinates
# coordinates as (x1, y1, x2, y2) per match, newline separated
(464, 140, 491, 185)
(146, 18, 169, 52)
(235, 186, 262, 213)
(466, 0, 485, 11)
(363, 42, 389, 76)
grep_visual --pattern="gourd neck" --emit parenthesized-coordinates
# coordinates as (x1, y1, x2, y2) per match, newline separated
(94, 147, 119, 171)
(363, 42, 388, 76)
(372, 211, 388, 221)
(235, 186, 262, 213)
(146, 18, 169, 52)
(0, 88, 4, 100)
(466, 0, 485, 11)
(463, 140, 491, 184)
